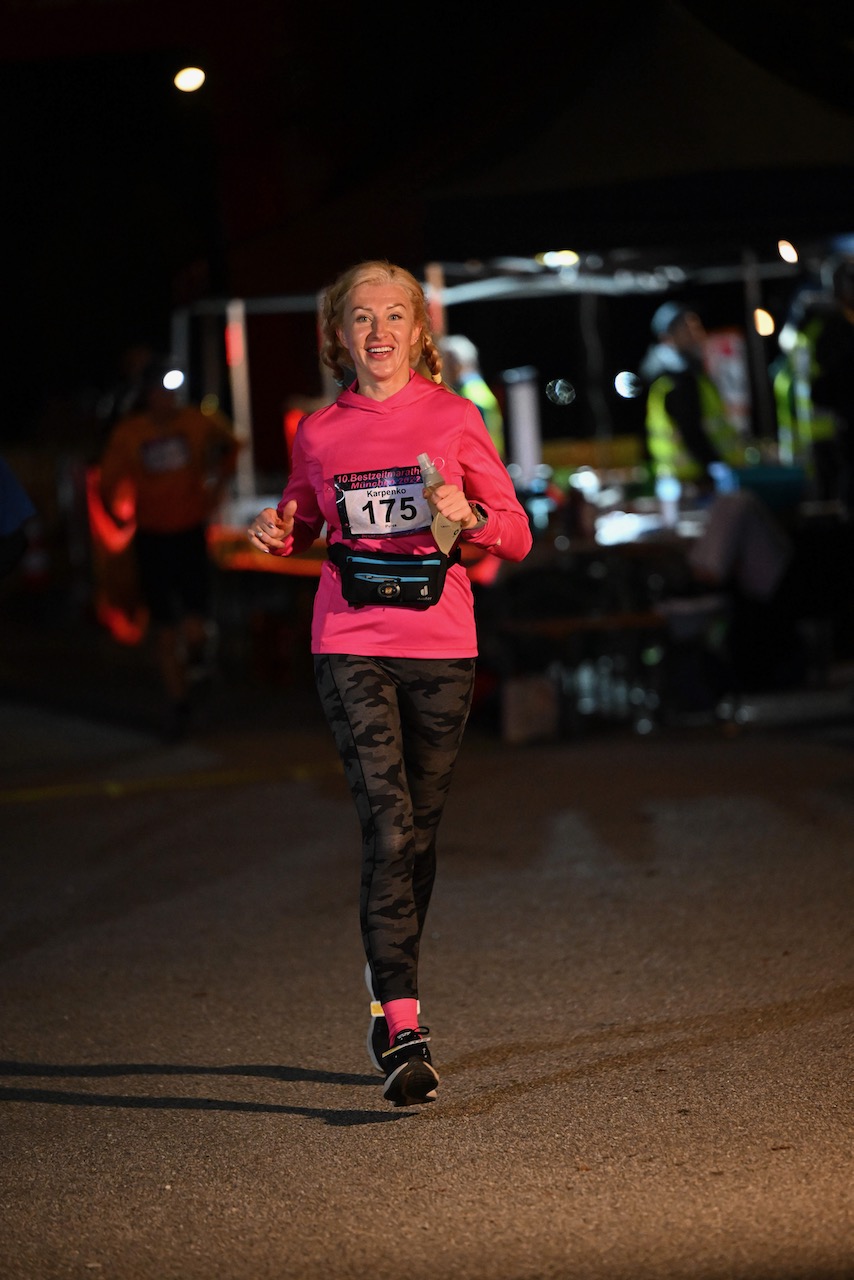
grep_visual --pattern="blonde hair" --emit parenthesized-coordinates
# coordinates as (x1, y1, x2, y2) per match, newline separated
(319, 260, 444, 386)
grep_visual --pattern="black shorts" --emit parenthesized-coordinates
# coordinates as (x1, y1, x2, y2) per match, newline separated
(134, 525, 212, 624)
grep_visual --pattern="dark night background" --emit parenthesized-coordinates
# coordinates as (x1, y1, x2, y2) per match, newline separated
(4, 0, 854, 471)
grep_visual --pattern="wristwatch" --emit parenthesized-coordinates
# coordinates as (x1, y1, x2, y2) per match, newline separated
(467, 501, 488, 529)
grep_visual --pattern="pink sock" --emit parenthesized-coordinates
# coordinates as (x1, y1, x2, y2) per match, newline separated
(382, 998, 420, 1045)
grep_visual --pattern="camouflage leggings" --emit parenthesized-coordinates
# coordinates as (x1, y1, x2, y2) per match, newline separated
(314, 654, 476, 1004)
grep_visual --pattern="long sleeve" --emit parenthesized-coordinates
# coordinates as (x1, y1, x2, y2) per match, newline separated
(457, 402, 532, 561)
(276, 424, 326, 554)
(99, 424, 134, 514)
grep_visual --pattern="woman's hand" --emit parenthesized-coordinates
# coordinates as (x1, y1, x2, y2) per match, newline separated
(425, 484, 480, 530)
(247, 501, 297, 554)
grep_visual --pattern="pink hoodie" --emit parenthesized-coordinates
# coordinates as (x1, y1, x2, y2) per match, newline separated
(277, 371, 532, 657)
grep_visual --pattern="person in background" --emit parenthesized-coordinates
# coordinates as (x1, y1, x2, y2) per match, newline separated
(0, 456, 36, 579)
(94, 343, 156, 450)
(248, 260, 532, 1107)
(687, 487, 805, 693)
(772, 257, 854, 509)
(439, 334, 506, 459)
(99, 363, 239, 739)
(641, 302, 742, 496)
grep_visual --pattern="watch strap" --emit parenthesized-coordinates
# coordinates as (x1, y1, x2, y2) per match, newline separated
(467, 501, 488, 529)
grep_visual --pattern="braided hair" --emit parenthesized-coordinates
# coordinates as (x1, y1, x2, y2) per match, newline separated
(319, 260, 444, 387)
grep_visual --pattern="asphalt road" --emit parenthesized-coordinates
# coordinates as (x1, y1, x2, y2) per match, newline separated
(1, 614, 853, 1280)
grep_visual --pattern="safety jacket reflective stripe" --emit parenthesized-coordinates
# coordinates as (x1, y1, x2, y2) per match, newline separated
(646, 372, 742, 481)
(773, 322, 836, 460)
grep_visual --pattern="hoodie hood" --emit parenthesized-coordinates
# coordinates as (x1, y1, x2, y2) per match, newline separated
(335, 369, 438, 414)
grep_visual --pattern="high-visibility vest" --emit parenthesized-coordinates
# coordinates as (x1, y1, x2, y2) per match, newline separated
(458, 375, 505, 459)
(772, 319, 837, 466)
(646, 371, 742, 481)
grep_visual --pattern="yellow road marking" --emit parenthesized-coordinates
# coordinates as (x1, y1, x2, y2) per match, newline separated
(0, 762, 337, 805)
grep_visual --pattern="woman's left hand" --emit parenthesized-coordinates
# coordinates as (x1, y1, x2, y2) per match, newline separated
(425, 483, 479, 529)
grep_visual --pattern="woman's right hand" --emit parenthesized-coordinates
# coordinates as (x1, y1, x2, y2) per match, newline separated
(247, 500, 297, 555)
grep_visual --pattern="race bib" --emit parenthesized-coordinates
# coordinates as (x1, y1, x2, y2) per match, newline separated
(334, 465, 432, 539)
(140, 434, 191, 474)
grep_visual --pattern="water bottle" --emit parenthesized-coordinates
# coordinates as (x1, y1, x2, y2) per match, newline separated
(417, 453, 462, 554)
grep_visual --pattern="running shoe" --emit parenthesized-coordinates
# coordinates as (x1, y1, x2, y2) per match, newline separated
(381, 1029, 439, 1107)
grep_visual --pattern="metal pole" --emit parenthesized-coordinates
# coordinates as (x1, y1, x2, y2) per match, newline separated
(742, 248, 775, 440)
(503, 365, 541, 486)
(225, 298, 255, 498)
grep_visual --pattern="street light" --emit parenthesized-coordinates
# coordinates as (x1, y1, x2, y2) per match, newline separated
(174, 67, 205, 92)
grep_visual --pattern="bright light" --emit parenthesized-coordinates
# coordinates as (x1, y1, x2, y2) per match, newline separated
(778, 321, 798, 353)
(778, 239, 798, 264)
(174, 67, 205, 92)
(537, 249, 580, 269)
(614, 371, 643, 399)
(595, 511, 660, 545)
(163, 368, 185, 390)
(569, 467, 599, 496)
(754, 308, 775, 337)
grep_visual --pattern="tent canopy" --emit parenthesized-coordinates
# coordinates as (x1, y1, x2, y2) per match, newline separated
(425, 1, 854, 260)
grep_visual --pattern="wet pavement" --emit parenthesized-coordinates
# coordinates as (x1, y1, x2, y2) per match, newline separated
(1, 593, 853, 1279)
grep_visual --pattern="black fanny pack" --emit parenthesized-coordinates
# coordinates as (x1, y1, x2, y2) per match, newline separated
(328, 542, 460, 609)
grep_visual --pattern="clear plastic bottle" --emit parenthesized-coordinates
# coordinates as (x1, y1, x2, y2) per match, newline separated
(417, 453, 462, 554)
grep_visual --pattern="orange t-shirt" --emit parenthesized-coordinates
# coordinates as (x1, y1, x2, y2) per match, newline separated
(100, 406, 239, 533)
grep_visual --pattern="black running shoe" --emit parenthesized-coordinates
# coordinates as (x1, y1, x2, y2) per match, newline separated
(381, 1029, 439, 1107)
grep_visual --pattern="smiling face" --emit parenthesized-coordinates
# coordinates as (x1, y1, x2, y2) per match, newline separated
(336, 281, 423, 400)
